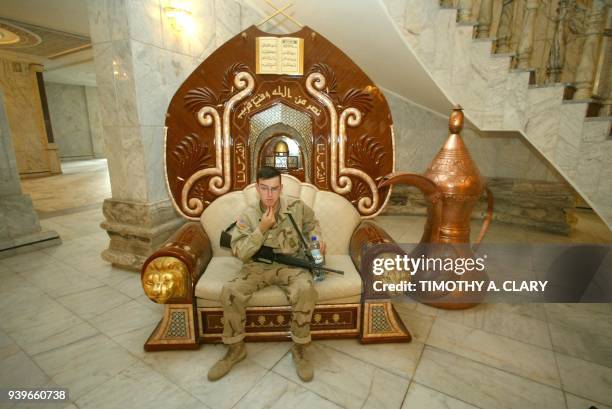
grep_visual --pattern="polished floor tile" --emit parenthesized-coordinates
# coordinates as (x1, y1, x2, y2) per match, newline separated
(74, 361, 204, 409)
(233, 371, 342, 409)
(32, 334, 137, 400)
(402, 382, 480, 409)
(426, 319, 561, 387)
(273, 342, 410, 409)
(556, 353, 612, 406)
(414, 347, 566, 409)
(1, 159, 610, 408)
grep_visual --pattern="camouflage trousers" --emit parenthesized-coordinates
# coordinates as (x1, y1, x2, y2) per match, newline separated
(221, 261, 318, 345)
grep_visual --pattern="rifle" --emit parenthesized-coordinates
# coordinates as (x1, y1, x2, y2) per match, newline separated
(251, 245, 344, 275)
(219, 214, 344, 276)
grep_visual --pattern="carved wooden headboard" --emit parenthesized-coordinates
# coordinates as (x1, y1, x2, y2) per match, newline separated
(165, 25, 395, 221)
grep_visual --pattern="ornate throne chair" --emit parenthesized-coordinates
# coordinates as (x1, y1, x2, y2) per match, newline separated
(140, 26, 412, 351)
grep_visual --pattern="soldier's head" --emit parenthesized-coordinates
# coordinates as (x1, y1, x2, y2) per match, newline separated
(256, 166, 282, 208)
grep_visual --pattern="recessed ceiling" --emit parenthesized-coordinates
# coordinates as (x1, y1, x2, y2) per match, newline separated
(0, 0, 89, 37)
(0, 18, 89, 59)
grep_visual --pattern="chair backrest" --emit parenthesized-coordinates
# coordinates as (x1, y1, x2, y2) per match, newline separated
(201, 174, 361, 256)
(164, 25, 395, 222)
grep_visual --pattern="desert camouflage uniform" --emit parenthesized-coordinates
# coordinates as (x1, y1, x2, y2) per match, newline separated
(222, 196, 322, 344)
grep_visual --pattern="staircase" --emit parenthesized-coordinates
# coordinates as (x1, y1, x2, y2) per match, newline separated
(382, 0, 612, 228)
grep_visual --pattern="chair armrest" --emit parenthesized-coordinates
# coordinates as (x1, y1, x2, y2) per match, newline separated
(350, 220, 408, 299)
(141, 222, 212, 304)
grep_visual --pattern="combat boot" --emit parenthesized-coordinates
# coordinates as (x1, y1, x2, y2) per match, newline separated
(207, 341, 247, 381)
(291, 342, 314, 382)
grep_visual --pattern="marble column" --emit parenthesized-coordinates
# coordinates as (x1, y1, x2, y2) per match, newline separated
(477, 0, 493, 38)
(458, 0, 473, 22)
(87, 0, 248, 270)
(574, 0, 606, 99)
(0, 57, 61, 176)
(84, 86, 105, 158)
(0, 90, 60, 258)
(496, 0, 515, 53)
(515, 0, 538, 69)
(546, 0, 568, 83)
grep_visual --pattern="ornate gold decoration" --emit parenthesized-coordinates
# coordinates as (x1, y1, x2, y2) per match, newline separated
(145, 304, 198, 351)
(305, 70, 379, 215)
(199, 304, 361, 339)
(142, 256, 189, 303)
(178, 70, 255, 218)
(361, 302, 410, 342)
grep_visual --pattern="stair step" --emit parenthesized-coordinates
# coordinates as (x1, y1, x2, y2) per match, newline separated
(584, 116, 612, 122)
(456, 20, 478, 26)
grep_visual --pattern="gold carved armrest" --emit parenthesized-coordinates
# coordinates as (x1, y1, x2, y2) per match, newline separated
(350, 220, 408, 299)
(141, 222, 212, 304)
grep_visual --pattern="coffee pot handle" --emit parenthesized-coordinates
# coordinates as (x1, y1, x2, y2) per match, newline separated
(473, 187, 494, 251)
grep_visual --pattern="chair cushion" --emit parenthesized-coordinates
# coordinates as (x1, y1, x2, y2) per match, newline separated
(200, 174, 361, 256)
(195, 255, 363, 307)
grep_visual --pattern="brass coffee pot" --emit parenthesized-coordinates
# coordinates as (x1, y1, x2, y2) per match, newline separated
(380, 106, 493, 309)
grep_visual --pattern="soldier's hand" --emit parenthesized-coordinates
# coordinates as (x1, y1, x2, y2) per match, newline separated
(320, 240, 326, 255)
(259, 207, 276, 233)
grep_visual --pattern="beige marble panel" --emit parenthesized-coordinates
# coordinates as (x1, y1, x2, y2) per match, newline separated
(84, 87, 105, 158)
(414, 346, 566, 409)
(20, 261, 104, 298)
(45, 83, 94, 160)
(545, 303, 612, 339)
(0, 59, 52, 176)
(426, 318, 561, 387)
(90, 299, 160, 337)
(557, 353, 612, 406)
(402, 382, 480, 409)
(319, 338, 423, 380)
(126, 0, 163, 48)
(1, 348, 51, 389)
(273, 343, 409, 409)
(482, 309, 552, 349)
(86, 0, 130, 44)
(32, 334, 138, 400)
(75, 361, 203, 409)
(143, 344, 268, 409)
(565, 393, 612, 409)
(234, 370, 343, 409)
(5, 300, 99, 356)
(57, 285, 132, 320)
(549, 321, 612, 368)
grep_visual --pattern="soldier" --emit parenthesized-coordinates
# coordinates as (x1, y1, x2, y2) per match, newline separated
(207, 166, 326, 382)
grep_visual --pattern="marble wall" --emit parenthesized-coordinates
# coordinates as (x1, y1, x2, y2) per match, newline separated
(88, 0, 265, 268)
(0, 90, 60, 257)
(0, 56, 60, 176)
(85, 86, 105, 158)
(45, 82, 105, 160)
(386, 90, 563, 181)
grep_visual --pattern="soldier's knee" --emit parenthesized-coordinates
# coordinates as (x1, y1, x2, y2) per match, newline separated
(291, 279, 317, 303)
(221, 283, 238, 304)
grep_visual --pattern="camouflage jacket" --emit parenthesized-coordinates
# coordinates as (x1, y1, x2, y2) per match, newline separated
(230, 196, 323, 263)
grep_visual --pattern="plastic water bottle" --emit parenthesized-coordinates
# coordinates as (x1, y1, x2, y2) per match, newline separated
(310, 235, 325, 281)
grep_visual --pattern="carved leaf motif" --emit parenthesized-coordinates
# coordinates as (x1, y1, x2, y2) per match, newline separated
(307, 63, 338, 96)
(339, 88, 373, 116)
(221, 62, 250, 101)
(347, 133, 385, 170)
(191, 182, 211, 203)
(184, 87, 220, 112)
(171, 133, 214, 178)
(345, 179, 369, 205)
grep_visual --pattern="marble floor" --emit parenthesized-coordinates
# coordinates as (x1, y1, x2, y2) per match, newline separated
(1, 160, 611, 409)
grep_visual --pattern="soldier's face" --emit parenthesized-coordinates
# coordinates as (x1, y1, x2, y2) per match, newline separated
(256, 176, 282, 208)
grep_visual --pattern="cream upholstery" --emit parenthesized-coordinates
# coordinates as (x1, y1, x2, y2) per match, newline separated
(200, 174, 362, 256)
(195, 255, 362, 307)
(197, 175, 363, 307)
